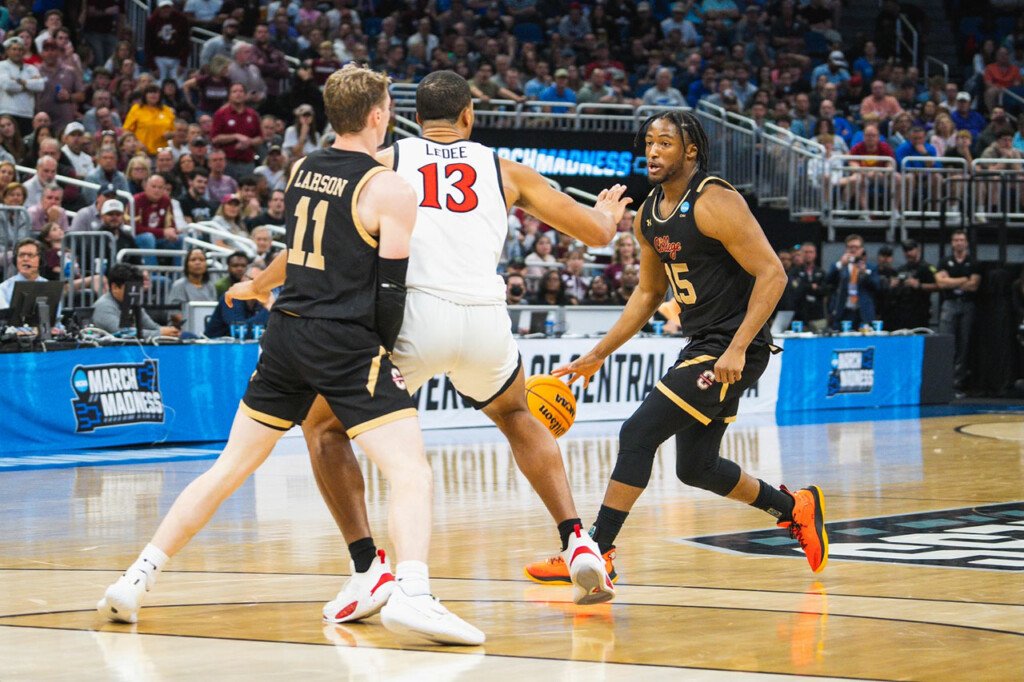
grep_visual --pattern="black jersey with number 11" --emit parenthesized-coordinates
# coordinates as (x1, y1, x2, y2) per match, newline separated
(639, 171, 771, 345)
(273, 149, 387, 325)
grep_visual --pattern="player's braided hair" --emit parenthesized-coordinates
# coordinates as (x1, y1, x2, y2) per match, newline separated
(634, 110, 710, 173)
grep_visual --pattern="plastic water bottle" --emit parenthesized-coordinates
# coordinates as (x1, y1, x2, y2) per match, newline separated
(544, 312, 556, 337)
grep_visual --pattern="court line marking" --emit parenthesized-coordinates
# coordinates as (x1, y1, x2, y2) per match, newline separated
(0, 624, 877, 681)
(1, 567, 1020, 608)
(1, 598, 1021, 639)
(953, 422, 1024, 441)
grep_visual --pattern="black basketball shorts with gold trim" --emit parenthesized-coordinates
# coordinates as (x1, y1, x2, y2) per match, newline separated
(654, 336, 772, 426)
(241, 311, 416, 438)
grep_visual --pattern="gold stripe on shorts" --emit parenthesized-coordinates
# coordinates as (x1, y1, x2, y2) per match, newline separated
(676, 354, 717, 369)
(655, 382, 711, 426)
(366, 346, 386, 397)
(346, 408, 418, 438)
(240, 401, 293, 430)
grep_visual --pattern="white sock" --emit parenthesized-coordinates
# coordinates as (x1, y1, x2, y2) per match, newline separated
(395, 560, 430, 597)
(128, 544, 169, 589)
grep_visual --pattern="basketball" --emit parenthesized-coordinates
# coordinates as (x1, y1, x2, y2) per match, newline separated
(525, 374, 577, 438)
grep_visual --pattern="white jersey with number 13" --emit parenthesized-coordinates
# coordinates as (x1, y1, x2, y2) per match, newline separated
(392, 136, 509, 305)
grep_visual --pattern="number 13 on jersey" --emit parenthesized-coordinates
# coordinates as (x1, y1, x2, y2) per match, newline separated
(418, 163, 479, 213)
(666, 262, 697, 305)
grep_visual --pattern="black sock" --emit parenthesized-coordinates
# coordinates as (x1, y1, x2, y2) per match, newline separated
(558, 518, 583, 551)
(591, 505, 629, 554)
(751, 480, 795, 522)
(348, 537, 377, 573)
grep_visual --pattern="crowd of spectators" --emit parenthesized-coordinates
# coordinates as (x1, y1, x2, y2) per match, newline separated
(0, 0, 1019, 345)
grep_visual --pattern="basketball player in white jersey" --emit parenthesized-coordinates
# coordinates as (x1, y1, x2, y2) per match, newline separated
(230, 70, 632, 619)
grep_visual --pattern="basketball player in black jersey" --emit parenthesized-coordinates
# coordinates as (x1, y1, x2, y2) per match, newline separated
(97, 65, 484, 645)
(528, 111, 829, 579)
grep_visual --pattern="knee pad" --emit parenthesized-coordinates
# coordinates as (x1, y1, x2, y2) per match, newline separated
(610, 414, 660, 489)
(677, 455, 741, 496)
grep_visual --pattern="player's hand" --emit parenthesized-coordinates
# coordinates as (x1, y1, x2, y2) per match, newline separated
(552, 351, 604, 388)
(714, 346, 745, 385)
(594, 184, 633, 225)
(226, 280, 270, 309)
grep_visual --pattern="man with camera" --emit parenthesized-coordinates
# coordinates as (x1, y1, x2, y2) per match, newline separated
(826, 233, 879, 330)
(91, 263, 179, 339)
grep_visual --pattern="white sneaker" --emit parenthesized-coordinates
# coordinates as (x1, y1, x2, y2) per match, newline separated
(323, 549, 395, 623)
(563, 525, 616, 606)
(97, 570, 150, 624)
(380, 585, 485, 646)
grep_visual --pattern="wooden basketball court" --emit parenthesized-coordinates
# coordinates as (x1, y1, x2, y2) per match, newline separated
(1, 409, 1022, 680)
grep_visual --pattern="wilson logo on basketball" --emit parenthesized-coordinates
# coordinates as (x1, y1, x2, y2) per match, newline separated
(524, 374, 577, 439)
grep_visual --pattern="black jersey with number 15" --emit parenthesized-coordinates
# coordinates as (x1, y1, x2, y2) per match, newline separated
(273, 149, 387, 325)
(640, 171, 771, 345)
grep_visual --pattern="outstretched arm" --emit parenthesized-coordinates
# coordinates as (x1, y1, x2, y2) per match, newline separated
(502, 158, 632, 247)
(553, 210, 667, 387)
(696, 185, 787, 383)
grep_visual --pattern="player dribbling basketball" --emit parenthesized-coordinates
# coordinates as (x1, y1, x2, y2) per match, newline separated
(525, 111, 829, 585)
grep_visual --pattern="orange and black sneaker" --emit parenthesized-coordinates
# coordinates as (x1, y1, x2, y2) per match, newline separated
(778, 485, 829, 573)
(525, 547, 618, 585)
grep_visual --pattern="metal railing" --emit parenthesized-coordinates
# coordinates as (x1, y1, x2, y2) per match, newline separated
(757, 123, 794, 206)
(15, 165, 137, 232)
(970, 159, 1024, 225)
(825, 155, 899, 240)
(60, 231, 117, 309)
(900, 157, 968, 229)
(116, 248, 185, 308)
(896, 13, 919, 69)
(126, 0, 150, 52)
(924, 56, 949, 84)
(789, 137, 828, 222)
(185, 220, 286, 258)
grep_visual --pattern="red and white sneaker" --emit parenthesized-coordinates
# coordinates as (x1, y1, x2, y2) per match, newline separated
(562, 524, 616, 606)
(323, 549, 395, 623)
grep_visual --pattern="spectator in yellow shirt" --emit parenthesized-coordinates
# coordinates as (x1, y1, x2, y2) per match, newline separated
(123, 84, 175, 155)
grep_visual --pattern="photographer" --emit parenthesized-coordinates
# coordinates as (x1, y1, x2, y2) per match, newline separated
(92, 263, 179, 339)
(887, 240, 937, 330)
(826, 233, 879, 330)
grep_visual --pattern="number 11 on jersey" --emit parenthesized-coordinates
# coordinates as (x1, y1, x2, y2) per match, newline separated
(288, 196, 328, 270)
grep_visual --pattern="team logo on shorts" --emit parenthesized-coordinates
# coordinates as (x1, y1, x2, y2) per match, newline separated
(696, 369, 716, 390)
(391, 367, 407, 391)
(70, 360, 165, 433)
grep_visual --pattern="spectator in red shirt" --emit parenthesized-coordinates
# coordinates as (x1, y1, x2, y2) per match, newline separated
(984, 47, 1023, 111)
(849, 123, 902, 212)
(133, 173, 182, 264)
(211, 82, 263, 179)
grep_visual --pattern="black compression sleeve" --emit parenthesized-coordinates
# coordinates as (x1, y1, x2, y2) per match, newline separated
(375, 256, 408, 351)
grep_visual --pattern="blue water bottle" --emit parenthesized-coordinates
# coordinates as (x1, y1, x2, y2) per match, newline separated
(544, 312, 555, 337)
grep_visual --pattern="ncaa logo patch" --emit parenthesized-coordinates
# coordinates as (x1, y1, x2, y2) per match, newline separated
(391, 367, 407, 391)
(696, 369, 716, 390)
(679, 201, 691, 215)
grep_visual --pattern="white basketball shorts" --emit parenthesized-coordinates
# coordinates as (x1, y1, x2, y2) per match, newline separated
(392, 290, 521, 408)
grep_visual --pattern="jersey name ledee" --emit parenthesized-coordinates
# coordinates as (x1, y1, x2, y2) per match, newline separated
(291, 169, 350, 197)
(424, 145, 468, 159)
